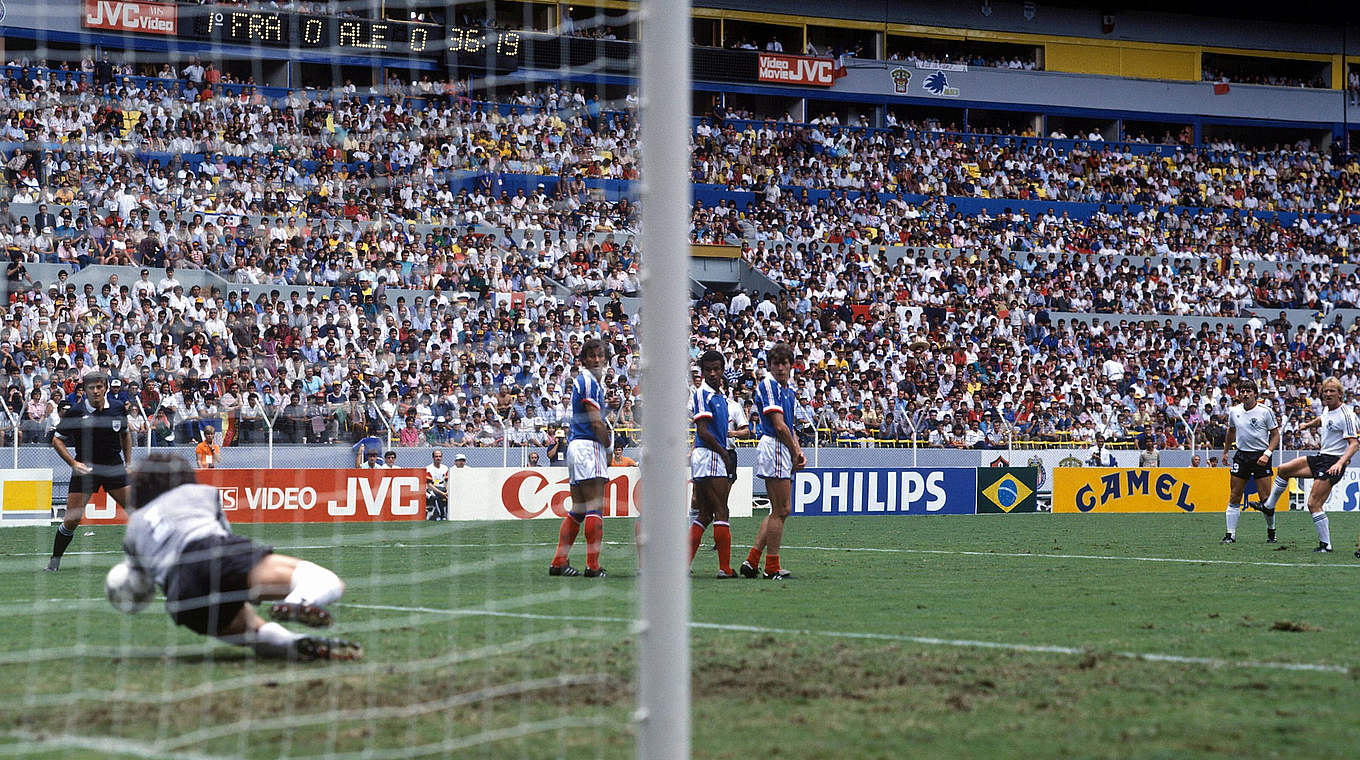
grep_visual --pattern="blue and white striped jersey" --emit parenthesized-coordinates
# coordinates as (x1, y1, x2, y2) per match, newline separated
(569, 368, 605, 443)
(754, 373, 796, 439)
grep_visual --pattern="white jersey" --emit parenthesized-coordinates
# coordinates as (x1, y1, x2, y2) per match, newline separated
(726, 398, 747, 451)
(122, 484, 232, 590)
(1228, 402, 1278, 452)
(1318, 404, 1360, 456)
(425, 463, 449, 495)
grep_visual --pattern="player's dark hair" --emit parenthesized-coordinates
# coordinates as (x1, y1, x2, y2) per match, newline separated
(1237, 379, 1257, 393)
(579, 337, 605, 363)
(767, 343, 794, 365)
(698, 350, 725, 369)
(128, 452, 198, 511)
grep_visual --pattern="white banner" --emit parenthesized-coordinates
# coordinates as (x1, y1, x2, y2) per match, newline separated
(0, 468, 54, 523)
(1297, 469, 1360, 512)
(447, 467, 754, 521)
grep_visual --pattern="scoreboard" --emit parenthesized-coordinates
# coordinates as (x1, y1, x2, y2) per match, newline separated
(182, 9, 443, 58)
(176, 6, 520, 69)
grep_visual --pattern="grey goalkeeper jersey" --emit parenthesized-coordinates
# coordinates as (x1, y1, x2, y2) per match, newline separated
(122, 484, 232, 590)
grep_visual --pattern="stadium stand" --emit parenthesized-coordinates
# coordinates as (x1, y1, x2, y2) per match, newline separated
(3, 0, 1359, 461)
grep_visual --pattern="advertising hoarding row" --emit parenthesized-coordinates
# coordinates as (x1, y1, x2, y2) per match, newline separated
(78, 467, 753, 524)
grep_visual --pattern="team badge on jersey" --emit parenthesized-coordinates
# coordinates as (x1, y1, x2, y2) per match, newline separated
(112, 420, 122, 432)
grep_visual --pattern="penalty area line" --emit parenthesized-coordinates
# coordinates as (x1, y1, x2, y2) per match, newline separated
(341, 602, 1351, 675)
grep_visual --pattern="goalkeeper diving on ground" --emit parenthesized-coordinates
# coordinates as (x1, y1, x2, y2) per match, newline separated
(111, 452, 362, 661)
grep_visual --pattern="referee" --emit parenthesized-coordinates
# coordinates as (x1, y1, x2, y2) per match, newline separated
(45, 372, 133, 571)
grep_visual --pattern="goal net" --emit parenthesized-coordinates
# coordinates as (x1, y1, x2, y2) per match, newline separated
(0, 0, 690, 755)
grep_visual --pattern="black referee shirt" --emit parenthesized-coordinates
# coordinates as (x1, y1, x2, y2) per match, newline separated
(54, 398, 128, 467)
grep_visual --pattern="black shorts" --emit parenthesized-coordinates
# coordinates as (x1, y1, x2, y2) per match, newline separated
(69, 468, 129, 496)
(166, 534, 273, 636)
(725, 449, 738, 482)
(1307, 454, 1347, 484)
(1230, 450, 1273, 482)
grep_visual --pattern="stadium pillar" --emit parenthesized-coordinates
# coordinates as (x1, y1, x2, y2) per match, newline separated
(638, 0, 692, 758)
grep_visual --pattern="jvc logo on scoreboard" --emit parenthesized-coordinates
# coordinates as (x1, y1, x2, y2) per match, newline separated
(793, 468, 977, 515)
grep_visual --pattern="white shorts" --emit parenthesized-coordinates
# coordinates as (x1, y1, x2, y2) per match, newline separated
(755, 435, 792, 480)
(567, 438, 609, 484)
(690, 447, 727, 480)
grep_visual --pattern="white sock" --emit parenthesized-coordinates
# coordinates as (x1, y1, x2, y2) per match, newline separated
(1313, 513, 1331, 547)
(1265, 476, 1289, 511)
(249, 621, 301, 659)
(283, 561, 345, 608)
(1262, 503, 1277, 530)
(1225, 505, 1240, 536)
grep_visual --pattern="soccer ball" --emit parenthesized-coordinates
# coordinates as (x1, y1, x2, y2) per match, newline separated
(106, 561, 154, 614)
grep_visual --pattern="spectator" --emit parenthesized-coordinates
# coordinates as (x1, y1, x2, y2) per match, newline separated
(1138, 438, 1160, 467)
(609, 442, 636, 467)
(195, 425, 222, 469)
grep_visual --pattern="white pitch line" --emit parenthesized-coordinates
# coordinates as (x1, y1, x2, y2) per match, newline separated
(777, 545, 1360, 570)
(8, 542, 1355, 571)
(341, 602, 1352, 675)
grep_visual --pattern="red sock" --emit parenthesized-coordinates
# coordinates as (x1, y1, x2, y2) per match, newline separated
(688, 522, 706, 564)
(584, 513, 603, 570)
(765, 553, 780, 574)
(746, 547, 762, 568)
(552, 514, 582, 567)
(713, 522, 732, 574)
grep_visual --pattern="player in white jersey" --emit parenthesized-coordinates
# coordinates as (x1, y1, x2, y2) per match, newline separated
(1262, 377, 1360, 553)
(1220, 379, 1281, 544)
(118, 453, 361, 660)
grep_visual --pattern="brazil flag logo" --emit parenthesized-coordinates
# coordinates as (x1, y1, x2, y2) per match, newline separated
(977, 468, 1038, 513)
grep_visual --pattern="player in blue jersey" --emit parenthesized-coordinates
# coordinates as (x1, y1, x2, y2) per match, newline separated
(742, 343, 805, 579)
(689, 350, 746, 578)
(549, 338, 613, 577)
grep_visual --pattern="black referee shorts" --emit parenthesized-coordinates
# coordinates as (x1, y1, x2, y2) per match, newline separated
(166, 534, 274, 636)
(69, 466, 129, 496)
(1229, 450, 1273, 482)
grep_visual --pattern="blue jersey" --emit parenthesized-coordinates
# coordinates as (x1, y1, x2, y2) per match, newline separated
(569, 368, 605, 443)
(689, 382, 729, 452)
(754, 373, 796, 439)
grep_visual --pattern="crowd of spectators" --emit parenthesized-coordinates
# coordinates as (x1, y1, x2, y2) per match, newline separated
(2, 61, 1359, 454)
(691, 119, 1360, 214)
(886, 50, 1040, 72)
(1201, 65, 1328, 90)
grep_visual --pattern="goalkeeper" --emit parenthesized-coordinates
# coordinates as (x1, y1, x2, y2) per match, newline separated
(118, 453, 361, 661)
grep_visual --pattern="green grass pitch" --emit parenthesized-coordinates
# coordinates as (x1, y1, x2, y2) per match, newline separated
(2, 510, 1359, 759)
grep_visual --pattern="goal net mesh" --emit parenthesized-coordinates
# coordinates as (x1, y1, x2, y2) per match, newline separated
(0, 2, 648, 756)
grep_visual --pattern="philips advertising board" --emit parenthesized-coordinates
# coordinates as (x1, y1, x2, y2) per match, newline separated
(792, 468, 976, 516)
